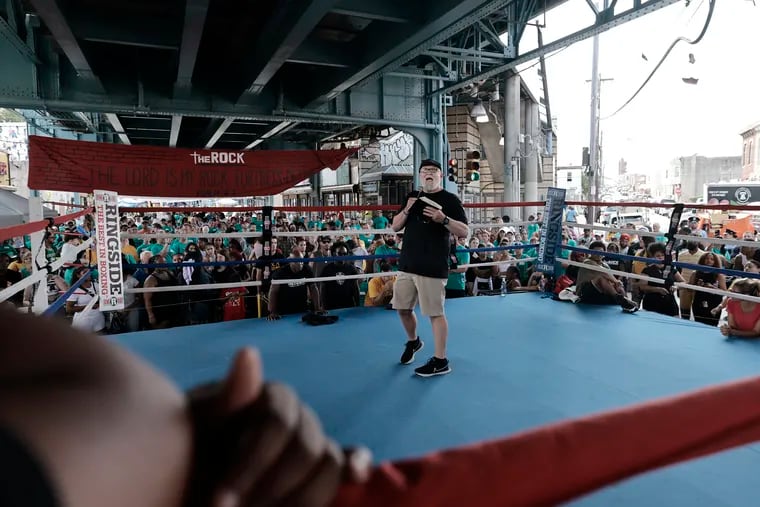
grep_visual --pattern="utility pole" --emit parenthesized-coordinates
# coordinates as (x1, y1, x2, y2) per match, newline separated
(587, 0, 611, 225)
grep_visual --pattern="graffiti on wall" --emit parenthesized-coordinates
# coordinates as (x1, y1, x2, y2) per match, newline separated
(360, 131, 414, 168)
(379, 132, 413, 167)
(0, 123, 28, 162)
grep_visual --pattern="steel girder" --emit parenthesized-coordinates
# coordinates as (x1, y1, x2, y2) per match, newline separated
(0, 0, 679, 150)
(435, 0, 681, 97)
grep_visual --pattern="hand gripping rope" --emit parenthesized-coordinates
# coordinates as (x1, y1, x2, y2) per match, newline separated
(332, 374, 760, 507)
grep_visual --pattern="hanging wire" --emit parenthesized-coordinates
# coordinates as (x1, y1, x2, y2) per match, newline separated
(602, 0, 716, 120)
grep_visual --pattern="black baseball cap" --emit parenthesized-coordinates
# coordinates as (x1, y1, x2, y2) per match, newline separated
(418, 159, 442, 171)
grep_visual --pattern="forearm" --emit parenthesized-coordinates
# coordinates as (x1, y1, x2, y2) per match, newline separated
(267, 288, 278, 313)
(637, 283, 662, 294)
(309, 286, 322, 310)
(727, 328, 760, 338)
(445, 219, 468, 238)
(144, 292, 155, 318)
(391, 212, 408, 232)
(0, 309, 192, 507)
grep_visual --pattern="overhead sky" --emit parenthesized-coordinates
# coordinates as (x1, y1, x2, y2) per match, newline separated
(514, 0, 759, 176)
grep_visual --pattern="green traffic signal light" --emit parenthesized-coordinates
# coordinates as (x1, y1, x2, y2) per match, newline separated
(469, 171, 480, 181)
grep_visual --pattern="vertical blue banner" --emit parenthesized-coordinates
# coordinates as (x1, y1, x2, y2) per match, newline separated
(536, 187, 566, 274)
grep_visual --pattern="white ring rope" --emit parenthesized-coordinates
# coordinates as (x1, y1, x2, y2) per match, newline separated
(469, 221, 538, 228)
(128, 270, 395, 294)
(0, 237, 94, 303)
(459, 257, 537, 270)
(563, 259, 760, 305)
(673, 234, 759, 249)
(130, 279, 263, 294)
(563, 222, 663, 238)
(122, 231, 263, 239)
(82, 294, 99, 313)
(121, 222, 540, 241)
(129, 255, 540, 294)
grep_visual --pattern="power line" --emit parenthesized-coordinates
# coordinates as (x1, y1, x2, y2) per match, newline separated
(602, 0, 716, 120)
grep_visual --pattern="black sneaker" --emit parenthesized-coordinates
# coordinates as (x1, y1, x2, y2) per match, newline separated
(415, 357, 451, 377)
(618, 297, 639, 313)
(400, 338, 423, 365)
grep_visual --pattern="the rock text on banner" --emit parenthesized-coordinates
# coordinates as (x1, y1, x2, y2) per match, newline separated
(28, 136, 358, 197)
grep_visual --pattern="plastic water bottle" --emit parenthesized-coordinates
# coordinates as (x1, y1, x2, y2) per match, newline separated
(500, 276, 508, 297)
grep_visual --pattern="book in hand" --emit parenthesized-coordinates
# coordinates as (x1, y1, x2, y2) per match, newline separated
(409, 194, 442, 218)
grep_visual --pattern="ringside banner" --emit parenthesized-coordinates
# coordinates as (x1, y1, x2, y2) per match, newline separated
(94, 189, 125, 311)
(536, 187, 566, 274)
(28, 136, 358, 197)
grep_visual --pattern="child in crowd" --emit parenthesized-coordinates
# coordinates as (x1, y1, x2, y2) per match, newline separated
(720, 278, 760, 338)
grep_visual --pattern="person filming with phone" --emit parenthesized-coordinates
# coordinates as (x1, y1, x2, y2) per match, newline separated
(390, 159, 469, 377)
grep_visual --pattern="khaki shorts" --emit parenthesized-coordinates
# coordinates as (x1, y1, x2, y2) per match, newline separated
(391, 271, 447, 317)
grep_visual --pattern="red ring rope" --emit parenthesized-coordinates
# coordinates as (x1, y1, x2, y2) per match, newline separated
(116, 200, 760, 215)
(42, 200, 90, 209)
(333, 375, 760, 507)
(0, 207, 93, 243)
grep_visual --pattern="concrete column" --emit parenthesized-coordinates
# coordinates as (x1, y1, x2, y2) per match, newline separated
(413, 137, 422, 189)
(29, 190, 48, 314)
(503, 73, 521, 221)
(407, 127, 441, 192)
(427, 79, 451, 194)
(523, 101, 540, 218)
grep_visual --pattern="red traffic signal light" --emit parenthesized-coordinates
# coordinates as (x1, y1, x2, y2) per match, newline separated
(447, 157, 457, 182)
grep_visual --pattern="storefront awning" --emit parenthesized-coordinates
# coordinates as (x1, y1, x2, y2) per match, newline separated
(320, 184, 354, 193)
(282, 186, 312, 195)
(360, 165, 413, 183)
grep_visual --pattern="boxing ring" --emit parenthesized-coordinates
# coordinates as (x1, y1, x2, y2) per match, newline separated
(7, 185, 760, 505)
(114, 294, 760, 506)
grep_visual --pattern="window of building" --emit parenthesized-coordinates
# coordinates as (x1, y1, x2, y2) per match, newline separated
(566, 171, 572, 182)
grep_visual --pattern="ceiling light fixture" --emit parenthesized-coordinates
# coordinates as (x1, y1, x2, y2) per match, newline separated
(470, 101, 487, 118)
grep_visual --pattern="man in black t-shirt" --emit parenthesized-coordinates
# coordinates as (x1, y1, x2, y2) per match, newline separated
(320, 241, 361, 310)
(391, 159, 469, 377)
(267, 251, 321, 319)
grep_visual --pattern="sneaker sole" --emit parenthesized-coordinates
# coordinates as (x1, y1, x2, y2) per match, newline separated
(415, 367, 451, 378)
(401, 340, 423, 365)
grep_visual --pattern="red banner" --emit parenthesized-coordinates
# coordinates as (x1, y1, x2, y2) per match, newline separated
(28, 136, 357, 198)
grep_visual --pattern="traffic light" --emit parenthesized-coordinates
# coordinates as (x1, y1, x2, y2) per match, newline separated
(447, 158, 457, 182)
(466, 150, 481, 182)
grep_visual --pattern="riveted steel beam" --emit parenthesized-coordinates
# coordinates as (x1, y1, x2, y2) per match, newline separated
(303, 0, 516, 106)
(29, 0, 132, 143)
(171, 0, 211, 146)
(105, 113, 130, 144)
(0, 9, 37, 63)
(0, 95, 436, 129)
(434, 0, 680, 96)
(244, 121, 297, 149)
(202, 118, 234, 148)
(169, 115, 181, 147)
(330, 0, 409, 23)
(287, 38, 353, 68)
(174, 0, 210, 94)
(67, 12, 180, 50)
(3, 0, 24, 33)
(242, 0, 338, 97)
(28, 0, 98, 82)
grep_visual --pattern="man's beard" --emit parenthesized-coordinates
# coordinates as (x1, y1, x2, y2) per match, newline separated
(421, 178, 439, 192)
